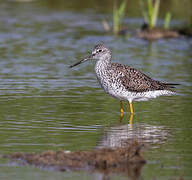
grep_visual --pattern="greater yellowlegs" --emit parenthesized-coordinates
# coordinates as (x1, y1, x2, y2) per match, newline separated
(70, 44, 178, 116)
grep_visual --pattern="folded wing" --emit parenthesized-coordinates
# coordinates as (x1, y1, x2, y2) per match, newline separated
(111, 63, 176, 92)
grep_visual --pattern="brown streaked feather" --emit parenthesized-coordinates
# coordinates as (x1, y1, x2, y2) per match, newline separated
(110, 63, 174, 92)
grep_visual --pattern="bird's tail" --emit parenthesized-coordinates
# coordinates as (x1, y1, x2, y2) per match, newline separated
(164, 83, 180, 88)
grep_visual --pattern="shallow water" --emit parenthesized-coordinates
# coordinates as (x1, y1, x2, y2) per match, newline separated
(0, 1, 192, 180)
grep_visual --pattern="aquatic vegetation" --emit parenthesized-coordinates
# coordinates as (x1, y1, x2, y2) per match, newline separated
(140, 0, 160, 29)
(164, 12, 172, 29)
(102, 0, 127, 35)
(140, 0, 171, 29)
(137, 0, 179, 39)
(113, 0, 127, 34)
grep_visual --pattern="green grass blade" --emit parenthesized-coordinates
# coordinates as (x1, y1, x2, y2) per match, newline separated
(140, 0, 148, 24)
(151, 0, 160, 28)
(113, 0, 127, 34)
(118, 0, 127, 20)
(113, 3, 119, 33)
(139, 0, 149, 24)
(164, 12, 171, 29)
(147, 0, 153, 28)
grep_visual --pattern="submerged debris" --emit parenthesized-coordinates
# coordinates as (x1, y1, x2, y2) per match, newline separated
(5, 141, 146, 177)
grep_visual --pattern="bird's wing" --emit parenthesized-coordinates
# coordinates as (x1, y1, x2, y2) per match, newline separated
(110, 63, 168, 92)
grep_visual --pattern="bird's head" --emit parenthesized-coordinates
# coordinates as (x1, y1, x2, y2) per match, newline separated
(69, 44, 111, 68)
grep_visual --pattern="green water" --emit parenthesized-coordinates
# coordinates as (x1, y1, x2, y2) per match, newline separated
(0, 1, 192, 180)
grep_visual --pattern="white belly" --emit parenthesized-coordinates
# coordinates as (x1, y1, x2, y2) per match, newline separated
(106, 85, 175, 103)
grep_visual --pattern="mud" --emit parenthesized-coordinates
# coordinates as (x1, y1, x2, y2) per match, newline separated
(5, 141, 146, 177)
(137, 27, 179, 40)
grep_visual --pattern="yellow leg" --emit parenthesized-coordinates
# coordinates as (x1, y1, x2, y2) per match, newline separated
(120, 101, 124, 119)
(129, 113, 133, 127)
(129, 102, 134, 114)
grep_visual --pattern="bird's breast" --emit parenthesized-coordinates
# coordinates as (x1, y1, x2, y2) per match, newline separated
(95, 63, 122, 95)
(95, 63, 111, 92)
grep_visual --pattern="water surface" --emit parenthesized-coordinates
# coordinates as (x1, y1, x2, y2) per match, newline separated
(0, 1, 192, 180)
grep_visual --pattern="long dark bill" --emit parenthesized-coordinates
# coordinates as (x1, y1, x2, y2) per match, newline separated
(69, 55, 92, 68)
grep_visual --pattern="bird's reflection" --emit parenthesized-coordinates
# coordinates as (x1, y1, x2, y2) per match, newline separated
(120, 102, 133, 125)
(129, 113, 133, 127)
(94, 117, 168, 179)
(91, 162, 144, 180)
(98, 121, 168, 148)
(120, 113, 133, 127)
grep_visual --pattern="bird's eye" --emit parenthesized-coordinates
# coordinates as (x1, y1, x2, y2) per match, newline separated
(98, 49, 102, 52)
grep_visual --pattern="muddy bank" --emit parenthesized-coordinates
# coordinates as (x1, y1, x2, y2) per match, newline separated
(5, 141, 146, 177)
(136, 23, 192, 40)
(137, 24, 179, 40)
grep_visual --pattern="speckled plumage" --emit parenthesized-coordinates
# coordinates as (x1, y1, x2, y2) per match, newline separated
(70, 44, 178, 112)
(93, 44, 177, 103)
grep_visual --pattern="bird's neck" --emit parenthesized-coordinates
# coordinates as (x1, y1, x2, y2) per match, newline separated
(97, 55, 111, 67)
(95, 57, 111, 80)
(95, 57, 110, 71)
